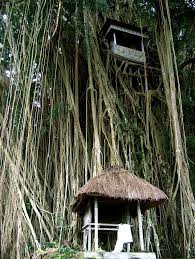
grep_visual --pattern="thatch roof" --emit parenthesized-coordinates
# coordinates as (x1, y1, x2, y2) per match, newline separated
(71, 166, 168, 214)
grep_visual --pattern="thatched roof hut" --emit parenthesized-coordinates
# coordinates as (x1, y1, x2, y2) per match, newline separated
(72, 166, 168, 253)
(71, 166, 168, 214)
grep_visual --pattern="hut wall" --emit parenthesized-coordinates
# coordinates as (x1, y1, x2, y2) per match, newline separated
(111, 44, 146, 63)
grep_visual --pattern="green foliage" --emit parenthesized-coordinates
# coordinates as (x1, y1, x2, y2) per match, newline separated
(116, 119, 144, 139)
(25, 201, 32, 214)
(60, 0, 109, 48)
(50, 102, 71, 121)
(114, 102, 144, 139)
(57, 246, 79, 258)
(186, 135, 195, 151)
(182, 97, 195, 107)
(62, 0, 109, 13)
(132, 0, 195, 65)
(39, 242, 81, 259)
(133, 0, 157, 28)
(186, 135, 195, 192)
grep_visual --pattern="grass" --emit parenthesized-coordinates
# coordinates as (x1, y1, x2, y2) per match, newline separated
(33, 244, 83, 259)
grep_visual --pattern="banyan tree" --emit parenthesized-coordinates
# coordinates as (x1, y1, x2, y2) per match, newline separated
(0, 0, 194, 258)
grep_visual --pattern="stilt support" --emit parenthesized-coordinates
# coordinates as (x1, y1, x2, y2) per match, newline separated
(137, 202, 144, 251)
(94, 198, 98, 251)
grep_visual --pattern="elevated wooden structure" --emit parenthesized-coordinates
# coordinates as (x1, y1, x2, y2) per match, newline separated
(101, 19, 148, 64)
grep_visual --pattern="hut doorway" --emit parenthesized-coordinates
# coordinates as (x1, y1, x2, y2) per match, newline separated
(82, 198, 135, 252)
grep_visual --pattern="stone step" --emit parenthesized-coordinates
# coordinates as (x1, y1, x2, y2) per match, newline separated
(83, 252, 157, 259)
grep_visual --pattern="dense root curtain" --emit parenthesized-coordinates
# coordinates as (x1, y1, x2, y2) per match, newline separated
(0, 0, 194, 258)
(156, 0, 195, 255)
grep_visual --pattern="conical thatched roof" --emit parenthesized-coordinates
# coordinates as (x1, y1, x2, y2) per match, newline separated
(71, 166, 168, 214)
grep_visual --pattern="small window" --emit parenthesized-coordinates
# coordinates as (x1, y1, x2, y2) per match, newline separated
(113, 30, 142, 51)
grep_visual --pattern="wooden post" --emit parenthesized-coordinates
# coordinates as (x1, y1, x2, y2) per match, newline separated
(137, 202, 144, 251)
(141, 37, 144, 52)
(88, 225, 91, 251)
(129, 67, 132, 90)
(94, 198, 99, 251)
(83, 229, 87, 251)
(83, 202, 92, 251)
(113, 32, 117, 45)
(126, 205, 131, 252)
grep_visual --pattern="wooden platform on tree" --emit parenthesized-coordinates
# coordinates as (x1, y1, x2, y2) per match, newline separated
(83, 251, 156, 259)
